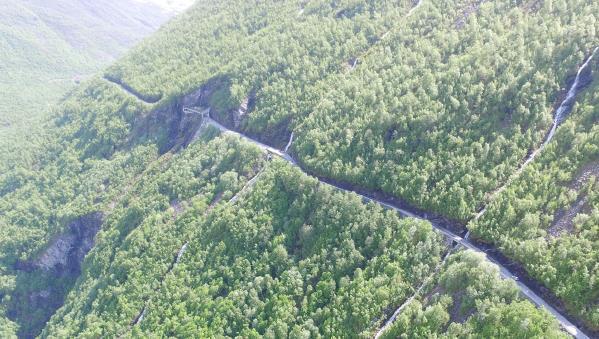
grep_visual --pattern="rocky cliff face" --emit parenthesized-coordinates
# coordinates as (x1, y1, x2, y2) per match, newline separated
(34, 235, 76, 271)
(126, 88, 207, 154)
(9, 212, 103, 338)
(17, 212, 103, 273)
(232, 96, 250, 129)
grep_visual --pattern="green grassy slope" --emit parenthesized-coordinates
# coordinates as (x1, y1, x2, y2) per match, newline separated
(0, 0, 175, 129)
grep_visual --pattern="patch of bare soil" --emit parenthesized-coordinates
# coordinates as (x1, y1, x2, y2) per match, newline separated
(447, 290, 475, 324)
(422, 286, 473, 330)
(455, 0, 486, 29)
(347, 57, 358, 70)
(170, 200, 184, 219)
(421, 284, 444, 304)
(521, 0, 543, 13)
(548, 160, 599, 237)
(208, 191, 224, 211)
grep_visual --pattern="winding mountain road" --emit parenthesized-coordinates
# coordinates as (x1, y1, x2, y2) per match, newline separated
(185, 46, 599, 335)
(124, 101, 591, 338)
(120, 48, 597, 336)
(113, 37, 597, 339)
(90, 0, 596, 335)
(198, 113, 588, 338)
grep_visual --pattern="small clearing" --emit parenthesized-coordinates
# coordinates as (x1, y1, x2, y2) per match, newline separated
(548, 161, 599, 237)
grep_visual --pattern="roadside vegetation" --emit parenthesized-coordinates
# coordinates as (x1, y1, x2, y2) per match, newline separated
(470, 60, 599, 329)
(0, 0, 596, 335)
(380, 250, 568, 338)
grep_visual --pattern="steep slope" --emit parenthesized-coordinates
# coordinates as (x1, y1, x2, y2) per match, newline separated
(0, 0, 597, 337)
(379, 250, 568, 338)
(98, 0, 597, 223)
(94, 0, 599, 329)
(43, 158, 446, 337)
(470, 52, 599, 329)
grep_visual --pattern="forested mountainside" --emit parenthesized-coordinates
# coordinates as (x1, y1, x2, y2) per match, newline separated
(0, 0, 189, 261)
(470, 59, 599, 327)
(379, 251, 567, 338)
(43, 157, 564, 338)
(0, 0, 597, 337)
(0, 0, 183, 130)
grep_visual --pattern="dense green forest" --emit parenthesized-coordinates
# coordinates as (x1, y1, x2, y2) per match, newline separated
(292, 0, 597, 222)
(102, 0, 597, 221)
(42, 157, 446, 337)
(0, 0, 186, 234)
(0, 0, 597, 336)
(470, 58, 599, 328)
(0, 72, 167, 336)
(379, 250, 568, 338)
(99, 0, 599, 329)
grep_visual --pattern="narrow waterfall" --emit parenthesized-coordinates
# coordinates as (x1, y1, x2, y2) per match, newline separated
(175, 242, 188, 264)
(544, 47, 598, 147)
(474, 47, 598, 221)
(284, 132, 294, 153)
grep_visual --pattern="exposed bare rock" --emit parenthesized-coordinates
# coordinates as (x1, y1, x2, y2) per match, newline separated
(522, 0, 543, 13)
(126, 88, 207, 153)
(347, 57, 358, 70)
(44, 213, 102, 271)
(232, 96, 250, 128)
(455, 0, 486, 29)
(9, 212, 104, 338)
(35, 234, 77, 270)
(170, 200, 185, 219)
(549, 161, 599, 237)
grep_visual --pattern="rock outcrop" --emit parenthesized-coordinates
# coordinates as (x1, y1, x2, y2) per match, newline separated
(16, 212, 103, 273)
(10, 212, 104, 338)
(127, 89, 206, 154)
